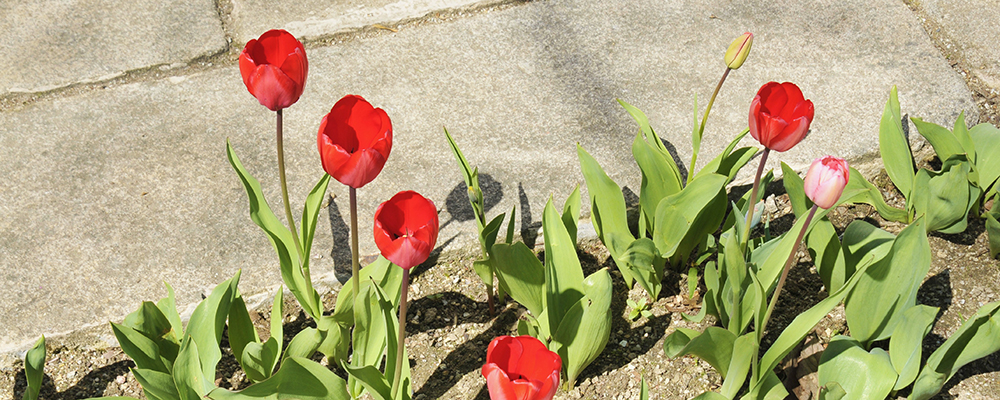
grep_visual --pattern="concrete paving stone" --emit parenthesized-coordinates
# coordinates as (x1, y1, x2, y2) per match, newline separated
(0, 0, 976, 351)
(915, 0, 1000, 89)
(0, 0, 227, 95)
(227, 0, 506, 45)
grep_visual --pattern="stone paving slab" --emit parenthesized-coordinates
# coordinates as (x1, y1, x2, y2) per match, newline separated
(916, 0, 1000, 90)
(228, 0, 507, 45)
(0, 0, 976, 351)
(0, 0, 227, 95)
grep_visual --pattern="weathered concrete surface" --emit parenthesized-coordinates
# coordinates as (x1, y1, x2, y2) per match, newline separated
(227, 0, 507, 44)
(0, 0, 978, 352)
(0, 0, 227, 95)
(915, 0, 1000, 90)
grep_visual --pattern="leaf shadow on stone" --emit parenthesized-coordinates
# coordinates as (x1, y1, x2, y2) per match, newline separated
(11, 359, 132, 400)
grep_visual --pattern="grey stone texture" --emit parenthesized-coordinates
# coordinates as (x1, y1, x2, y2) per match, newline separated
(917, 0, 1000, 88)
(0, 0, 988, 353)
(0, 0, 227, 95)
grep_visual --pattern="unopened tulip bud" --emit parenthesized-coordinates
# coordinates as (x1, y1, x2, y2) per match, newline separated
(724, 32, 753, 70)
(803, 156, 850, 209)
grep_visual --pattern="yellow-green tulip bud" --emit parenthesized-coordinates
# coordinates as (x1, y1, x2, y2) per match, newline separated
(724, 32, 753, 70)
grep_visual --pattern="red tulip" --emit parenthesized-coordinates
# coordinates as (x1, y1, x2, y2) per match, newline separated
(803, 156, 849, 209)
(749, 82, 814, 152)
(482, 336, 561, 400)
(317, 95, 393, 189)
(239, 30, 308, 111)
(373, 191, 439, 269)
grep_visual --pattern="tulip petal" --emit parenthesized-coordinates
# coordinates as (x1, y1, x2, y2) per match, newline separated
(760, 82, 788, 115)
(333, 148, 387, 188)
(749, 96, 762, 142)
(757, 113, 789, 150)
(485, 365, 519, 400)
(279, 47, 307, 95)
(247, 64, 298, 111)
(777, 82, 805, 122)
(768, 115, 809, 152)
(511, 379, 542, 400)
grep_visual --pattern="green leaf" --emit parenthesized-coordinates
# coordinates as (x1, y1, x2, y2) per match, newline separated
(284, 328, 326, 361)
(912, 117, 968, 165)
(551, 269, 613, 386)
(577, 144, 636, 286)
(890, 305, 939, 390)
(819, 382, 847, 400)
(781, 162, 809, 217)
(910, 301, 1000, 400)
(207, 357, 350, 400)
(809, 218, 847, 294)
(332, 257, 401, 325)
(542, 198, 585, 335)
(663, 327, 736, 378)
(843, 167, 908, 223)
(758, 252, 875, 377)
(227, 141, 318, 319)
(970, 123, 1000, 192)
(846, 218, 931, 345)
(349, 284, 388, 398)
(696, 128, 752, 182)
(443, 127, 476, 189)
(345, 365, 392, 400)
(633, 131, 683, 232)
(952, 112, 976, 163)
(131, 368, 180, 400)
(744, 371, 789, 400)
(505, 205, 517, 244)
(620, 238, 663, 301)
(22, 336, 44, 400)
(818, 336, 897, 400)
(562, 185, 582, 245)
(909, 155, 979, 233)
(692, 392, 729, 400)
(298, 173, 332, 311)
(173, 336, 209, 400)
(186, 270, 240, 384)
(372, 283, 412, 400)
(720, 228, 747, 334)
(492, 242, 545, 316)
(840, 220, 895, 293)
(879, 86, 915, 196)
(241, 339, 280, 382)
(228, 293, 260, 378)
(124, 302, 179, 364)
(652, 173, 727, 262)
(269, 287, 284, 365)
(988, 196, 1000, 259)
(156, 282, 183, 341)
(316, 318, 350, 365)
(720, 334, 754, 399)
(640, 376, 650, 400)
(111, 323, 168, 373)
(481, 213, 506, 254)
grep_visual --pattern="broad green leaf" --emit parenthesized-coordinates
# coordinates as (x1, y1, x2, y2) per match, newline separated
(562, 186, 582, 245)
(332, 257, 401, 324)
(720, 334, 754, 399)
(970, 123, 1000, 192)
(840, 220, 895, 290)
(843, 167, 908, 223)
(542, 198, 585, 335)
(241, 339, 279, 382)
(846, 218, 930, 345)
(228, 293, 260, 377)
(909, 155, 979, 233)
(345, 365, 392, 400)
(890, 305, 939, 390)
(297, 173, 332, 313)
(988, 197, 1000, 259)
(781, 162, 808, 217)
(269, 287, 284, 364)
(284, 327, 326, 360)
(633, 131, 682, 231)
(551, 268, 613, 386)
(910, 301, 1000, 400)
(809, 218, 847, 294)
(131, 368, 180, 400)
(481, 213, 506, 254)
(819, 382, 847, 400)
(879, 86, 915, 196)
(743, 371, 788, 400)
(173, 336, 209, 400)
(720, 228, 746, 334)
(912, 117, 967, 165)
(316, 318, 350, 366)
(758, 253, 874, 376)
(652, 173, 727, 262)
(207, 357, 350, 400)
(111, 323, 168, 373)
(227, 141, 317, 319)
(663, 327, 736, 378)
(952, 112, 976, 163)
(818, 336, 897, 400)
(620, 238, 663, 301)
(124, 302, 179, 363)
(492, 242, 545, 316)
(471, 260, 494, 291)
(577, 144, 636, 286)
(349, 284, 387, 398)
(692, 392, 729, 400)
(23, 336, 44, 400)
(186, 270, 240, 384)
(372, 283, 412, 400)
(86, 397, 143, 400)
(156, 282, 183, 340)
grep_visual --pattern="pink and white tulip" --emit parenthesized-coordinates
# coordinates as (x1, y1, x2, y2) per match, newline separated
(803, 156, 849, 209)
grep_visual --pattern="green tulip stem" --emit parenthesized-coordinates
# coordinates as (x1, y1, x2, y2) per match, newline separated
(391, 268, 411, 397)
(350, 186, 360, 302)
(276, 109, 304, 259)
(760, 204, 817, 335)
(742, 147, 771, 248)
(690, 67, 731, 182)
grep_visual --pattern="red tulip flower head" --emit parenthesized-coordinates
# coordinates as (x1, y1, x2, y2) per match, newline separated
(239, 30, 308, 111)
(749, 82, 815, 152)
(373, 191, 439, 269)
(803, 156, 849, 209)
(482, 336, 562, 400)
(318, 95, 393, 189)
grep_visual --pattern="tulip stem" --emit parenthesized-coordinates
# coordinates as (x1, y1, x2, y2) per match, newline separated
(742, 147, 770, 248)
(350, 186, 361, 302)
(391, 269, 410, 397)
(690, 67, 731, 182)
(276, 109, 304, 259)
(760, 204, 817, 335)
